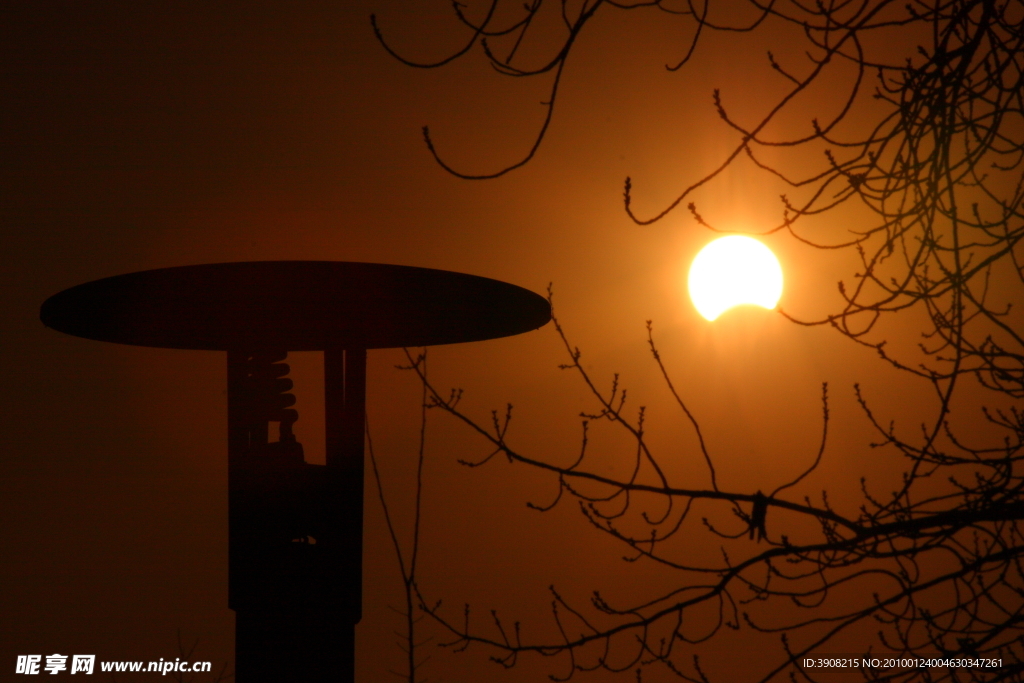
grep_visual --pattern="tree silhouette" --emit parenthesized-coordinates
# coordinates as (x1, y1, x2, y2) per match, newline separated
(367, 358, 434, 683)
(374, 0, 1024, 680)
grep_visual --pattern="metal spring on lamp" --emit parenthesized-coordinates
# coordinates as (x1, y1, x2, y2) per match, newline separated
(240, 350, 303, 460)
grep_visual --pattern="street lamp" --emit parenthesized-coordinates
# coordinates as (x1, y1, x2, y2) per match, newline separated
(41, 261, 550, 682)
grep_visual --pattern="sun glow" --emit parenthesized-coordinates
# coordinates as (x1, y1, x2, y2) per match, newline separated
(688, 236, 783, 321)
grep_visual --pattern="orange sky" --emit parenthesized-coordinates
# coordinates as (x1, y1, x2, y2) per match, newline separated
(2, 2, 971, 681)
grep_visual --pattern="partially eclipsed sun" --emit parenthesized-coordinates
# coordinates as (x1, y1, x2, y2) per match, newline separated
(688, 236, 783, 321)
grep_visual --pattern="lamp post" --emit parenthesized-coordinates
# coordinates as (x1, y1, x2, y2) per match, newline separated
(41, 261, 550, 682)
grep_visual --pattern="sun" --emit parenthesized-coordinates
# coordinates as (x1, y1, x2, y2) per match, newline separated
(688, 236, 783, 321)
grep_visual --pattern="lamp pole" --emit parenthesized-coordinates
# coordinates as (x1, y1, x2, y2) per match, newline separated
(227, 347, 366, 682)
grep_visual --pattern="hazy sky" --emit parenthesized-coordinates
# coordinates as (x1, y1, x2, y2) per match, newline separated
(2, 2, 942, 681)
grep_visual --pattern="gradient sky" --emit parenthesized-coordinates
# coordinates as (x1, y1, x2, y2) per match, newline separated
(2, 2, 949, 681)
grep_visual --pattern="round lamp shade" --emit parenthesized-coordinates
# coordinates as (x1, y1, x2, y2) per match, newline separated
(40, 261, 551, 351)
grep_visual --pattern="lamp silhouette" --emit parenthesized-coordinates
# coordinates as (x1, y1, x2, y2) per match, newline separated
(40, 261, 551, 683)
